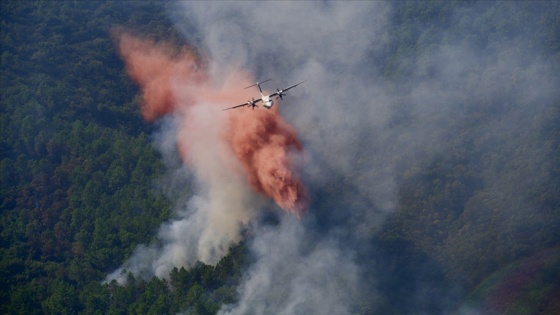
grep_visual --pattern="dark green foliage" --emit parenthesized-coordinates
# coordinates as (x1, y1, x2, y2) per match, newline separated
(1, 1, 559, 314)
(0, 1, 238, 313)
(98, 246, 246, 315)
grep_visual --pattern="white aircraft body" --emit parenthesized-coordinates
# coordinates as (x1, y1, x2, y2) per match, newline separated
(223, 79, 306, 111)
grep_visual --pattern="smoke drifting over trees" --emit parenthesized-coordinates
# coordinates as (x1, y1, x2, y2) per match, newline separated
(104, 1, 560, 313)
(167, 2, 559, 314)
(2, 1, 558, 314)
(106, 28, 309, 282)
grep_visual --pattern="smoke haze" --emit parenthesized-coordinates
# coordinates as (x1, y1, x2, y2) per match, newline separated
(106, 30, 308, 282)
(109, 1, 559, 313)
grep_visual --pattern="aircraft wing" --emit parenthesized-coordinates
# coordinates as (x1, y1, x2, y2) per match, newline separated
(222, 103, 249, 111)
(222, 98, 262, 111)
(269, 80, 307, 98)
(283, 80, 307, 92)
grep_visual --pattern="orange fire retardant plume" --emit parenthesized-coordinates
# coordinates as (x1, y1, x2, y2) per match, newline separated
(115, 31, 308, 217)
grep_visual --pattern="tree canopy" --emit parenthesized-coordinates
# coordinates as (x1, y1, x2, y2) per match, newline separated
(1, 1, 558, 314)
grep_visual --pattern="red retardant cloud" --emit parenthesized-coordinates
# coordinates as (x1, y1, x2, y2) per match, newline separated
(114, 30, 308, 217)
(116, 31, 206, 121)
(227, 109, 309, 217)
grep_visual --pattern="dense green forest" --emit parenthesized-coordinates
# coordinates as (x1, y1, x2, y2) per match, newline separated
(1, 1, 559, 314)
(1, 2, 247, 314)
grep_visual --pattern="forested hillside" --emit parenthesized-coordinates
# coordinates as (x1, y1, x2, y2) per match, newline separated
(1, 1, 559, 314)
(1, 2, 246, 314)
(380, 0, 560, 282)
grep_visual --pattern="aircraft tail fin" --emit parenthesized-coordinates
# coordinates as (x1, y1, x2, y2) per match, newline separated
(245, 79, 271, 93)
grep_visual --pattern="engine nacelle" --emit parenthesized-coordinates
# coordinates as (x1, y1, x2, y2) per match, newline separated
(263, 99, 274, 109)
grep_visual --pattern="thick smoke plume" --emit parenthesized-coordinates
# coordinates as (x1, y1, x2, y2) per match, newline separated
(116, 32, 307, 217)
(169, 2, 559, 314)
(107, 1, 558, 313)
(106, 30, 308, 282)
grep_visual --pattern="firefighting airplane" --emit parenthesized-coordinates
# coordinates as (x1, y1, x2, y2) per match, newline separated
(222, 79, 306, 111)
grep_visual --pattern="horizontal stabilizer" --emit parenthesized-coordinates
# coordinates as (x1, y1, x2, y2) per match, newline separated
(245, 79, 271, 93)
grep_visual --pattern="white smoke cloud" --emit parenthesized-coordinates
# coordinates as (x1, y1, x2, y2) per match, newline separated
(175, 1, 397, 225)
(165, 2, 392, 313)
(218, 216, 366, 315)
(109, 1, 558, 313)
(106, 101, 264, 284)
(169, 1, 559, 313)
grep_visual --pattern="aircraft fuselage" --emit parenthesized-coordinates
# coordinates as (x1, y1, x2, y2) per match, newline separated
(262, 94, 274, 109)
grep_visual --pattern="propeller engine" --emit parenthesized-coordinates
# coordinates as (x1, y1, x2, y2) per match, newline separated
(277, 89, 286, 100)
(248, 97, 258, 110)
